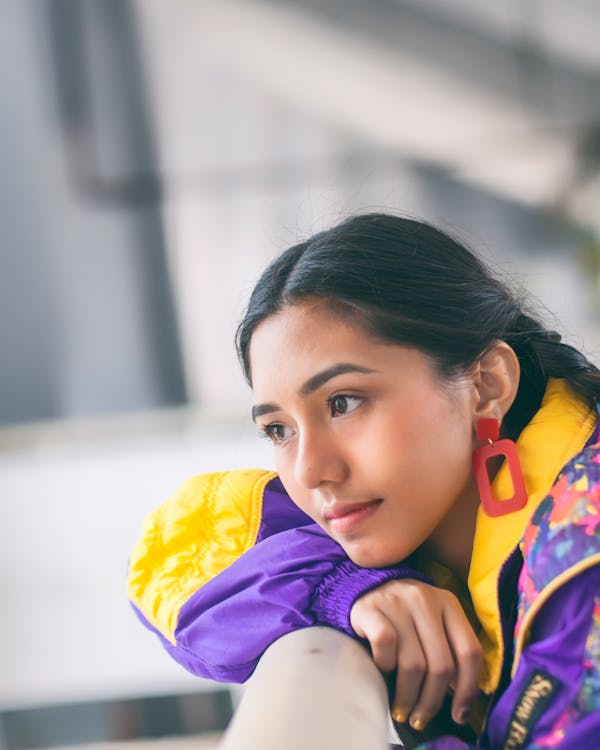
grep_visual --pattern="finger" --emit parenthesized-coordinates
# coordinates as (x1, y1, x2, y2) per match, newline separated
(353, 607, 399, 674)
(443, 602, 483, 725)
(390, 616, 426, 724)
(408, 612, 457, 731)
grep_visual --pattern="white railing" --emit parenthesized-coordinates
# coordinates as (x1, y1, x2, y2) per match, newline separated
(219, 627, 392, 750)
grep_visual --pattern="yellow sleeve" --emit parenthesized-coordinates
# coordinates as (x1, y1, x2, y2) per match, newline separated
(127, 468, 277, 644)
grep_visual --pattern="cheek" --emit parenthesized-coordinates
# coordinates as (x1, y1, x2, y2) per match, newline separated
(366, 400, 472, 494)
(275, 460, 316, 519)
(354, 412, 424, 477)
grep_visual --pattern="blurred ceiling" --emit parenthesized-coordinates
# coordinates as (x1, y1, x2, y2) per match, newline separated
(134, 0, 600, 228)
(393, 0, 600, 73)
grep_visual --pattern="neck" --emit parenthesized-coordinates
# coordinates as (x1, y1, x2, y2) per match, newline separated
(422, 476, 480, 583)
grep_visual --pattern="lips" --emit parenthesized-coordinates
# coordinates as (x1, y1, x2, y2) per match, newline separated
(322, 498, 383, 534)
(323, 499, 382, 520)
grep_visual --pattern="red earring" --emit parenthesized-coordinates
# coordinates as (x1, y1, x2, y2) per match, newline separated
(472, 418, 527, 517)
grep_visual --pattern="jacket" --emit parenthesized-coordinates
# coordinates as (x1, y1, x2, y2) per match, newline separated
(127, 379, 600, 748)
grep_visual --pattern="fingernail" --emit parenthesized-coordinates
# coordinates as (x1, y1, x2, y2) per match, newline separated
(391, 708, 407, 723)
(410, 715, 425, 731)
(455, 707, 470, 725)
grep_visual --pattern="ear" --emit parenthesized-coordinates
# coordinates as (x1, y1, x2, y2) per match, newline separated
(471, 341, 520, 427)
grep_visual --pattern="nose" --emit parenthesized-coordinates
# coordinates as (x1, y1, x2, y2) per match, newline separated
(294, 427, 349, 490)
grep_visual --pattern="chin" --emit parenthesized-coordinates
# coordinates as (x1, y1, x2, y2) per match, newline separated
(344, 542, 408, 570)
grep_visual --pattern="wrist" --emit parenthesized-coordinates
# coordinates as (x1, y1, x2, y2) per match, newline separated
(312, 561, 432, 636)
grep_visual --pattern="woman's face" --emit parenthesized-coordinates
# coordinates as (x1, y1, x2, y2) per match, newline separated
(249, 300, 479, 568)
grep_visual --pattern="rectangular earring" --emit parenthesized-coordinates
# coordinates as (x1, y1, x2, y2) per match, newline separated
(472, 418, 528, 517)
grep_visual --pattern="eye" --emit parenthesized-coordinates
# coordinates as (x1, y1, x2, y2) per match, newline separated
(329, 394, 363, 417)
(259, 423, 294, 445)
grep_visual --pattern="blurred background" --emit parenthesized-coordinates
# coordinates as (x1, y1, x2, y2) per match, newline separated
(1, 0, 600, 748)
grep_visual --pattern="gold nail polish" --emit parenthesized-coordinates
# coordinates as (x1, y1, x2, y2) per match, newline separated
(410, 716, 424, 731)
(392, 708, 407, 724)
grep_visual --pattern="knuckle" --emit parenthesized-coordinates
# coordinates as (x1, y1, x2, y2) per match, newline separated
(399, 657, 426, 676)
(355, 592, 376, 610)
(369, 625, 395, 649)
(392, 580, 421, 598)
(405, 583, 428, 601)
(456, 642, 483, 662)
(429, 660, 454, 680)
(440, 590, 461, 609)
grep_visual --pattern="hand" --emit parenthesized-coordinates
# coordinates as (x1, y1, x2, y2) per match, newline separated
(350, 579, 482, 732)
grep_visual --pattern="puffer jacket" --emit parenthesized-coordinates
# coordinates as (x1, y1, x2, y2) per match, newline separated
(128, 379, 600, 748)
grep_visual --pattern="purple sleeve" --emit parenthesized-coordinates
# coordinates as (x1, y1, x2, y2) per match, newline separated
(169, 521, 430, 683)
(419, 564, 600, 750)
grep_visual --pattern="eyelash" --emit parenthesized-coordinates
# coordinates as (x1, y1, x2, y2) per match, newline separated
(258, 393, 364, 445)
(258, 423, 289, 444)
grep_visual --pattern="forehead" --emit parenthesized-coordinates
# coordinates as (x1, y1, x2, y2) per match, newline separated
(250, 300, 366, 362)
(248, 302, 426, 397)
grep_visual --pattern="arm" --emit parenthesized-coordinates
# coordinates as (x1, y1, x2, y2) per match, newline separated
(127, 469, 428, 682)
(418, 564, 600, 749)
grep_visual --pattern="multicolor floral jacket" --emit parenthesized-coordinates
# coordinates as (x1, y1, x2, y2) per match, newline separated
(128, 380, 600, 749)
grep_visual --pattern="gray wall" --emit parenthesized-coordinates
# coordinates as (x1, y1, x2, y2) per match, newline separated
(0, 0, 185, 426)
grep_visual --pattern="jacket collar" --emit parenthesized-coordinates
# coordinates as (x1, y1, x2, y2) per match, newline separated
(468, 378, 596, 693)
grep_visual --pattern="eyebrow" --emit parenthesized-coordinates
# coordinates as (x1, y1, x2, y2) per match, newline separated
(251, 362, 377, 422)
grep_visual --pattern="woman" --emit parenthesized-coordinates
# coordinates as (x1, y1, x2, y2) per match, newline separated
(128, 214, 600, 748)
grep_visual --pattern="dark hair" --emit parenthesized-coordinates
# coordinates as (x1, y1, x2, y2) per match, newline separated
(236, 213, 600, 437)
